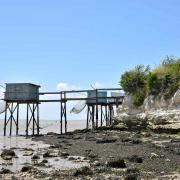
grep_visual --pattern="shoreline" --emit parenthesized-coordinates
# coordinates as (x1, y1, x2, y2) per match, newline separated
(0, 127, 180, 179)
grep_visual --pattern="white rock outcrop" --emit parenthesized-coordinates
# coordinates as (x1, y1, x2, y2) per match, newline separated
(115, 89, 180, 132)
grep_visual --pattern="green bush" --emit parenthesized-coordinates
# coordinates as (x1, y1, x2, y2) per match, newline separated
(147, 72, 158, 95)
(120, 65, 149, 94)
(133, 91, 146, 107)
(153, 57, 180, 99)
(120, 56, 180, 107)
(120, 65, 149, 107)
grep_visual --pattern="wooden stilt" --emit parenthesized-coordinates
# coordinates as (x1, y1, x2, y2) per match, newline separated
(60, 93, 63, 134)
(32, 104, 35, 136)
(9, 103, 13, 136)
(26, 103, 29, 136)
(95, 90, 98, 128)
(105, 105, 108, 126)
(16, 103, 19, 135)
(4, 102, 7, 136)
(100, 105, 103, 126)
(92, 105, 95, 128)
(37, 103, 39, 135)
(64, 102, 67, 133)
(86, 106, 89, 129)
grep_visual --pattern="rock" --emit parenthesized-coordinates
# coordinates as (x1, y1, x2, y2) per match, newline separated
(116, 113, 148, 130)
(31, 154, 40, 160)
(0, 168, 12, 174)
(141, 132, 151, 137)
(126, 167, 140, 174)
(2, 156, 13, 160)
(43, 151, 52, 158)
(150, 153, 160, 159)
(68, 156, 77, 161)
(23, 152, 33, 156)
(21, 166, 33, 172)
(1, 149, 16, 160)
(73, 129, 91, 134)
(115, 109, 180, 132)
(47, 132, 59, 136)
(57, 135, 72, 139)
(174, 148, 180, 155)
(88, 152, 98, 159)
(96, 167, 109, 173)
(128, 155, 143, 163)
(170, 138, 180, 143)
(120, 94, 143, 114)
(22, 148, 34, 152)
(73, 135, 82, 140)
(50, 144, 62, 149)
(66, 143, 73, 147)
(73, 166, 93, 176)
(143, 95, 155, 112)
(106, 158, 126, 168)
(125, 167, 140, 180)
(132, 139, 142, 144)
(41, 159, 48, 163)
(60, 151, 69, 158)
(96, 137, 117, 144)
(85, 136, 96, 141)
(61, 140, 69, 144)
(36, 159, 48, 167)
(125, 174, 138, 180)
(10, 176, 18, 180)
(122, 138, 132, 143)
(1, 149, 16, 157)
(171, 89, 180, 107)
(85, 149, 92, 153)
(92, 161, 101, 166)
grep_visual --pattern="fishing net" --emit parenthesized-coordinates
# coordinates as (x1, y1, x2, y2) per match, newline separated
(70, 101, 86, 114)
(0, 87, 6, 114)
(0, 100, 6, 114)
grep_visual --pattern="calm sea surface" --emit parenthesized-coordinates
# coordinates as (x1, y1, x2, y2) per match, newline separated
(0, 119, 86, 136)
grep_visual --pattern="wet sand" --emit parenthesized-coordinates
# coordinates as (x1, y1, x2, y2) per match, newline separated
(0, 128, 180, 179)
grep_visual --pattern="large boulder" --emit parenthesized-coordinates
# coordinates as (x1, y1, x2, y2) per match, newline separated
(115, 88, 180, 132)
(147, 109, 180, 125)
(115, 109, 180, 132)
(171, 89, 180, 108)
(115, 112, 147, 130)
(143, 95, 155, 112)
(1, 149, 16, 160)
(118, 94, 143, 115)
(106, 158, 126, 168)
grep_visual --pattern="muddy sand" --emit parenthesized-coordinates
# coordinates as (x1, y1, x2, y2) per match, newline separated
(1, 128, 180, 179)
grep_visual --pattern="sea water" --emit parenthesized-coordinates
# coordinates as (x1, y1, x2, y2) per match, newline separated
(0, 120, 86, 136)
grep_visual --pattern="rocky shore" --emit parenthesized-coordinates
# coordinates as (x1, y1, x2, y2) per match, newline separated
(1, 127, 179, 180)
(0, 90, 180, 179)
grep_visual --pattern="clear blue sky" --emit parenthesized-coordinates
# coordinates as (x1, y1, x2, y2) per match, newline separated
(0, 0, 180, 120)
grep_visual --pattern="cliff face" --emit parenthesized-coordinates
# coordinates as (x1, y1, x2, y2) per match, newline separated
(115, 89, 180, 133)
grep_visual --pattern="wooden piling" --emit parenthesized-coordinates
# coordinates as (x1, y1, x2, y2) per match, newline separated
(26, 103, 29, 136)
(16, 103, 19, 135)
(4, 102, 7, 136)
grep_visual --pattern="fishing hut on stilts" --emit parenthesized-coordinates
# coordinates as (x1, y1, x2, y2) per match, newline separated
(4, 83, 40, 136)
(86, 89, 124, 129)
